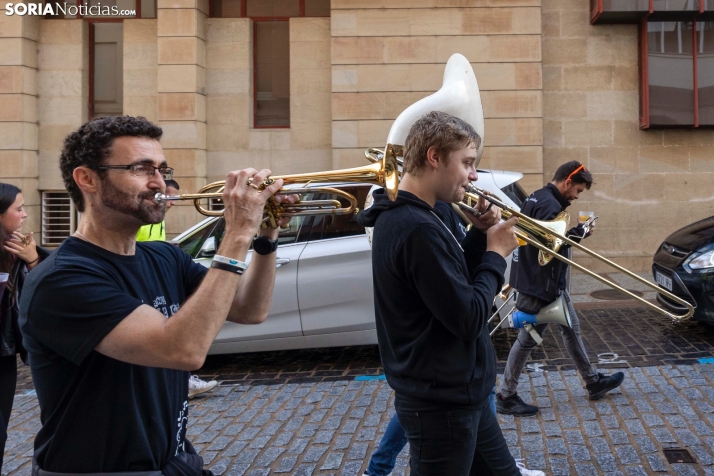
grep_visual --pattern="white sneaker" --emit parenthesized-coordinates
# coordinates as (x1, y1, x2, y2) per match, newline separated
(516, 459, 545, 476)
(188, 375, 218, 398)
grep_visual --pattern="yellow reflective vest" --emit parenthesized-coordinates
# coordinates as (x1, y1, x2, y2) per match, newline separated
(136, 221, 166, 242)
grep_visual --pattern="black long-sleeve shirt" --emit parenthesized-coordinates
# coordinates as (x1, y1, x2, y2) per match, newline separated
(358, 189, 506, 405)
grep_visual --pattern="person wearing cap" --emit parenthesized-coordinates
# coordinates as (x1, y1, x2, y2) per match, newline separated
(496, 161, 625, 417)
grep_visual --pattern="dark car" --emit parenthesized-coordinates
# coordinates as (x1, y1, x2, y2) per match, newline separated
(653, 216, 714, 323)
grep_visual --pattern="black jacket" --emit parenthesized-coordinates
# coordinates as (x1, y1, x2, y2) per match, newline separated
(1, 246, 50, 360)
(358, 189, 506, 406)
(509, 183, 585, 306)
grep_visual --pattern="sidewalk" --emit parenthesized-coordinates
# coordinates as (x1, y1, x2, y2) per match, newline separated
(5, 364, 714, 475)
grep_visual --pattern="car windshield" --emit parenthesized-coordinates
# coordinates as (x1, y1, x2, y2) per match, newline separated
(500, 181, 528, 209)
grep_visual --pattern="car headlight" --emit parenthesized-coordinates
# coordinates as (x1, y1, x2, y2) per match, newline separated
(685, 250, 714, 271)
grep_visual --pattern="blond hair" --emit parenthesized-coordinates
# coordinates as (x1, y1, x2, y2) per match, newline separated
(403, 111, 481, 176)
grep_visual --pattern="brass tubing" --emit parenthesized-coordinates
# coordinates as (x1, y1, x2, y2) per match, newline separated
(463, 185, 694, 323)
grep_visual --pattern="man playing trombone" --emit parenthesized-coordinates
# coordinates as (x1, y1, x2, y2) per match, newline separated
(18, 115, 293, 474)
(359, 111, 537, 476)
(496, 161, 625, 417)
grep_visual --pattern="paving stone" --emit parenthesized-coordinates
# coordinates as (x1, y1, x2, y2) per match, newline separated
(574, 463, 598, 475)
(549, 457, 570, 475)
(615, 445, 640, 464)
(600, 415, 620, 429)
(292, 464, 316, 476)
(223, 440, 248, 457)
(503, 430, 518, 446)
(340, 461, 364, 476)
(225, 464, 250, 476)
(548, 438, 567, 455)
(641, 413, 665, 427)
(254, 447, 286, 467)
(544, 422, 562, 437)
(565, 430, 585, 445)
(624, 466, 648, 476)
(522, 435, 544, 452)
(671, 464, 699, 476)
(652, 428, 677, 444)
(321, 452, 344, 470)
(348, 442, 369, 460)
(645, 454, 667, 472)
(583, 421, 603, 437)
(526, 452, 546, 470)
(624, 419, 646, 436)
(570, 444, 590, 462)
(608, 429, 629, 445)
(314, 430, 335, 444)
(690, 445, 714, 465)
(590, 437, 610, 454)
(323, 416, 343, 430)
(287, 438, 309, 455)
(634, 435, 657, 454)
(302, 445, 328, 463)
(521, 418, 541, 434)
(333, 435, 352, 450)
(595, 454, 618, 472)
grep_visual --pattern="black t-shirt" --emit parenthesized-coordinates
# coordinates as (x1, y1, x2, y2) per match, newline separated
(18, 237, 208, 472)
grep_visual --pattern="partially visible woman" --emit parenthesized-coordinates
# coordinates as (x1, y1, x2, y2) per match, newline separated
(0, 183, 48, 468)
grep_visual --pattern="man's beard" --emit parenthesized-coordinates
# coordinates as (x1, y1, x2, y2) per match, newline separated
(100, 177, 165, 225)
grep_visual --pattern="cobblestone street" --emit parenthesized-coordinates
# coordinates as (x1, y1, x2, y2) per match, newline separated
(6, 295, 714, 475)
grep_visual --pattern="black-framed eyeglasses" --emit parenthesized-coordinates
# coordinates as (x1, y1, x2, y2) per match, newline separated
(96, 164, 174, 181)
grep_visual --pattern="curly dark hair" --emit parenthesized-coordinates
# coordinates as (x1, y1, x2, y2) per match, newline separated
(59, 116, 163, 212)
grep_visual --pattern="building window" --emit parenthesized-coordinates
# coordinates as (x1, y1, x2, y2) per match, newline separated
(91, 22, 124, 118)
(209, 0, 330, 127)
(641, 20, 714, 127)
(42, 192, 76, 247)
(254, 20, 290, 127)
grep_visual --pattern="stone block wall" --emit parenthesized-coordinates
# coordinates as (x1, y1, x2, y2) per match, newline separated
(204, 17, 332, 183)
(157, 0, 208, 235)
(124, 19, 158, 122)
(0, 11, 40, 237)
(542, 0, 714, 272)
(330, 0, 544, 193)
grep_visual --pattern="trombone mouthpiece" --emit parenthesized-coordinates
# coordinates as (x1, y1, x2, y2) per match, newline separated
(154, 192, 167, 202)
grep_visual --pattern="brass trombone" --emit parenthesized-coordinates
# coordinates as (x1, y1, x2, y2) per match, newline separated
(154, 148, 400, 228)
(461, 185, 695, 323)
(364, 148, 694, 322)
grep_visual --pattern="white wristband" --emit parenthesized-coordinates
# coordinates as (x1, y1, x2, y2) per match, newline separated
(213, 255, 248, 272)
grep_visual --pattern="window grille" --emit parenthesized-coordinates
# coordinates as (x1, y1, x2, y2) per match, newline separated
(42, 192, 75, 247)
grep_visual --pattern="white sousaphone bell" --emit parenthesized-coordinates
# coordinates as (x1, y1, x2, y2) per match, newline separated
(365, 53, 485, 246)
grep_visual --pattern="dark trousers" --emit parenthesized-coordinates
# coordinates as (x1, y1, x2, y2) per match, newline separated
(395, 395, 519, 476)
(0, 354, 18, 470)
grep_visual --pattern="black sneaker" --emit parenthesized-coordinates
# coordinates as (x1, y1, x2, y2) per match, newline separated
(496, 392, 539, 417)
(586, 372, 625, 400)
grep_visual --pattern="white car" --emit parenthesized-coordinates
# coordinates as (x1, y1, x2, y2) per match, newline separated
(171, 170, 527, 354)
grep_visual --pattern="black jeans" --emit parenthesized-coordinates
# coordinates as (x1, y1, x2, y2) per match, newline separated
(395, 394, 519, 476)
(0, 354, 18, 469)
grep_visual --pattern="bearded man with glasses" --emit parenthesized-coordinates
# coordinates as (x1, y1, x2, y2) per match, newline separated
(18, 116, 294, 475)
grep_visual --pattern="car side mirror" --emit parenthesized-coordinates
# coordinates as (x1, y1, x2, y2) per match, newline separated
(198, 236, 216, 258)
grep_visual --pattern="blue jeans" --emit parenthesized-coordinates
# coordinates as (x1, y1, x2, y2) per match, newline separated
(365, 388, 497, 476)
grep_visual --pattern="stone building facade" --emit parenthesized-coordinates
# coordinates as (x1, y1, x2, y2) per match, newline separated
(0, 0, 712, 272)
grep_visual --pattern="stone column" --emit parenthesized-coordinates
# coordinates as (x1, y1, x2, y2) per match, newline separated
(37, 20, 88, 193)
(0, 11, 39, 235)
(124, 19, 158, 122)
(157, 0, 207, 236)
